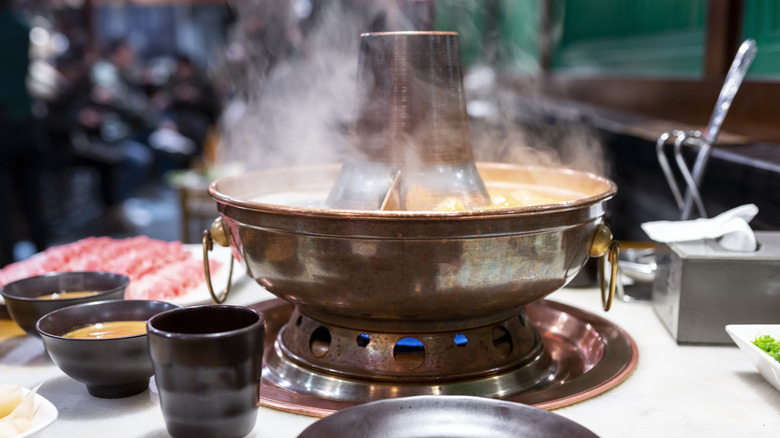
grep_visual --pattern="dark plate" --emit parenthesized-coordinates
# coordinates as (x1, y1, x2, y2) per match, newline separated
(297, 395, 598, 438)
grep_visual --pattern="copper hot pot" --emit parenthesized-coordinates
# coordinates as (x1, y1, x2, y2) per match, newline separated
(204, 161, 618, 332)
(201, 30, 621, 406)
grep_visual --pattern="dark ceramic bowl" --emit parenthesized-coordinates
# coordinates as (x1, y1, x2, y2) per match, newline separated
(36, 299, 180, 398)
(1, 271, 130, 337)
(297, 395, 599, 438)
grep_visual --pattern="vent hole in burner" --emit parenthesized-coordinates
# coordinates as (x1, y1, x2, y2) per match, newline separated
(356, 333, 370, 348)
(454, 333, 468, 347)
(518, 313, 526, 327)
(296, 316, 303, 326)
(393, 337, 425, 369)
(310, 327, 331, 358)
(492, 327, 513, 358)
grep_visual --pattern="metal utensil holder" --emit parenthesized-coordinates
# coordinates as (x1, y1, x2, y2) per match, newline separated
(655, 39, 757, 221)
(656, 129, 710, 220)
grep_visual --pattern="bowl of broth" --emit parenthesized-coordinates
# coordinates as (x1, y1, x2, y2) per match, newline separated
(0, 271, 130, 337)
(36, 299, 179, 398)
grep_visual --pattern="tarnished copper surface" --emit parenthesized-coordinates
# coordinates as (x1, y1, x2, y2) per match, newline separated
(273, 306, 540, 382)
(250, 299, 637, 417)
(348, 31, 473, 165)
(262, 306, 555, 401)
(210, 163, 616, 333)
(326, 31, 490, 210)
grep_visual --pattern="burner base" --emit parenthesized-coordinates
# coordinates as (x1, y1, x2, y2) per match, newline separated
(271, 306, 544, 384)
(250, 299, 637, 417)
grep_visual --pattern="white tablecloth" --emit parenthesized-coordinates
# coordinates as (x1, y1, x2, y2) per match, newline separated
(2, 281, 779, 437)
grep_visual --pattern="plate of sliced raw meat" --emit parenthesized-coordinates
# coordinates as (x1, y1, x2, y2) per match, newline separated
(0, 236, 236, 306)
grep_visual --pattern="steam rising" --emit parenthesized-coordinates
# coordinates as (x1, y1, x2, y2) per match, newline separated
(216, 0, 606, 177)
(469, 91, 607, 175)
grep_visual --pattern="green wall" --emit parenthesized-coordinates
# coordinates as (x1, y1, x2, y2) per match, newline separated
(551, 0, 707, 77)
(434, 0, 780, 79)
(742, 0, 780, 77)
(435, 0, 540, 73)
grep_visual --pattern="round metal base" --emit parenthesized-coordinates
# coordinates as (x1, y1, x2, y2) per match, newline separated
(271, 306, 544, 384)
(250, 299, 638, 417)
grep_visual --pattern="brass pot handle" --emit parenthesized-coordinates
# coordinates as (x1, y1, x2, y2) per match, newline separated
(589, 223, 620, 311)
(202, 217, 234, 304)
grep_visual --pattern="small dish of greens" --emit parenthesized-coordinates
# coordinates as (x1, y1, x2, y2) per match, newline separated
(726, 325, 780, 393)
(752, 335, 780, 362)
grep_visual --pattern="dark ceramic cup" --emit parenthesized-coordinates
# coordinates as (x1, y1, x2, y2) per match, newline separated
(147, 305, 264, 438)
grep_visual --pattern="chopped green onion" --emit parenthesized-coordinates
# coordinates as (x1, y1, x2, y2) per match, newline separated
(753, 335, 780, 362)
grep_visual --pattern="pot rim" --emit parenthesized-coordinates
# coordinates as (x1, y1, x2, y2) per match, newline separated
(208, 162, 616, 221)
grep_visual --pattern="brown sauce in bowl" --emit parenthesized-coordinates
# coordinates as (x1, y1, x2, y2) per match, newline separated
(36, 291, 101, 300)
(62, 321, 147, 339)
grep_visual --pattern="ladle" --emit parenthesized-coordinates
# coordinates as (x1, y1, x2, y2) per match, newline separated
(379, 170, 402, 211)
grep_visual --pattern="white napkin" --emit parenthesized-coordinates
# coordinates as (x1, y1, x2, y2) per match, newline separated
(641, 204, 759, 252)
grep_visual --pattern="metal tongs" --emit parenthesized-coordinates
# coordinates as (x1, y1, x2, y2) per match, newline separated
(656, 39, 757, 220)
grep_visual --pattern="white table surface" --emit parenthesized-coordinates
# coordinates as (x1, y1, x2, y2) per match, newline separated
(2, 280, 780, 437)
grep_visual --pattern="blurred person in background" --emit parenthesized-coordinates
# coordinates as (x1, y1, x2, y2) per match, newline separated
(149, 54, 220, 172)
(0, 0, 49, 267)
(70, 38, 156, 230)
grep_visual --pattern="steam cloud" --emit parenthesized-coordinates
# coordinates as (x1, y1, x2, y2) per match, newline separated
(215, 0, 606, 177)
